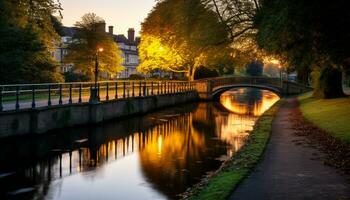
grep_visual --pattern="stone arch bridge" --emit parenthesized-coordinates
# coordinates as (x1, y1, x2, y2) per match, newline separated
(194, 76, 312, 100)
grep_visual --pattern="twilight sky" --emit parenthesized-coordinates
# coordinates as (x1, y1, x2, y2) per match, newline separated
(60, 0, 157, 36)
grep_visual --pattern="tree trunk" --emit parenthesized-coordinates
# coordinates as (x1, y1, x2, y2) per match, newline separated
(297, 65, 311, 85)
(188, 66, 195, 81)
(313, 65, 346, 98)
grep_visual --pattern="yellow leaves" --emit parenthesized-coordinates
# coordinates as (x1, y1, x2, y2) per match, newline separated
(138, 34, 184, 74)
(138, 0, 235, 80)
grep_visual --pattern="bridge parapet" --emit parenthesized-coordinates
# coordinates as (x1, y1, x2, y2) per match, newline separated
(194, 76, 312, 100)
(282, 80, 313, 95)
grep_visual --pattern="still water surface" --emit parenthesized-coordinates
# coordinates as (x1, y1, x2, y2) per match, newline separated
(0, 88, 279, 200)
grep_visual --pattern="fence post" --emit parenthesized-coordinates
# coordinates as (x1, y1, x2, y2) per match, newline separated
(31, 85, 36, 108)
(48, 85, 52, 106)
(106, 83, 109, 101)
(97, 83, 100, 101)
(151, 81, 154, 95)
(79, 84, 82, 103)
(69, 84, 72, 104)
(132, 82, 135, 97)
(0, 87, 3, 111)
(115, 82, 118, 99)
(158, 82, 160, 95)
(15, 86, 20, 110)
(123, 82, 126, 98)
(139, 82, 142, 97)
(143, 82, 146, 96)
(59, 85, 63, 105)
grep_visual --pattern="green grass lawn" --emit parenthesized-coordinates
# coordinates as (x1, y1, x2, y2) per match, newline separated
(186, 101, 282, 200)
(298, 92, 350, 143)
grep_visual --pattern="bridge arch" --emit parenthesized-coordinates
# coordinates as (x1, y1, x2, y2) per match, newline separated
(211, 84, 282, 100)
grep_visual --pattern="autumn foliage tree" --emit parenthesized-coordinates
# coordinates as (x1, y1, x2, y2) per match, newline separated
(65, 13, 124, 79)
(138, 0, 233, 80)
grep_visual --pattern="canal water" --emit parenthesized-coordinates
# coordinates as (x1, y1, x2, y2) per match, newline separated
(0, 88, 279, 200)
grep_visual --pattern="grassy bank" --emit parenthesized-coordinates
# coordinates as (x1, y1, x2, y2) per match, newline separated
(298, 93, 350, 143)
(185, 101, 282, 200)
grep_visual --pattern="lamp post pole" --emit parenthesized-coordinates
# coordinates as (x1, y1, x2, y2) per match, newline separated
(90, 47, 103, 103)
(279, 65, 283, 88)
(94, 51, 99, 89)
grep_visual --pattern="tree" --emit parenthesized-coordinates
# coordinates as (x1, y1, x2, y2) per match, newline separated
(246, 60, 263, 76)
(255, 0, 349, 98)
(64, 13, 124, 79)
(203, 0, 277, 73)
(194, 66, 219, 80)
(138, 0, 233, 81)
(0, 0, 63, 83)
(203, 0, 259, 43)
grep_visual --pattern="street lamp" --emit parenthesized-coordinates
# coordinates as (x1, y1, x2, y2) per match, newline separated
(90, 47, 104, 103)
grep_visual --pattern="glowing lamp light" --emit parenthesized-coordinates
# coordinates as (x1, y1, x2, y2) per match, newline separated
(98, 47, 104, 52)
(269, 59, 280, 65)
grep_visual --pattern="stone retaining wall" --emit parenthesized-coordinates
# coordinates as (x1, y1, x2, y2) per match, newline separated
(0, 91, 198, 138)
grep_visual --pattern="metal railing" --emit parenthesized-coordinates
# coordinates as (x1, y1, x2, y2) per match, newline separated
(0, 80, 195, 112)
(209, 76, 281, 90)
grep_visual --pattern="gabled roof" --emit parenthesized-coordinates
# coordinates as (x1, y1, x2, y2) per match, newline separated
(113, 34, 128, 43)
(59, 26, 140, 46)
(113, 34, 140, 46)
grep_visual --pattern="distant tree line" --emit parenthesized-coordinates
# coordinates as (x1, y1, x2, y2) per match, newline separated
(0, 1, 124, 84)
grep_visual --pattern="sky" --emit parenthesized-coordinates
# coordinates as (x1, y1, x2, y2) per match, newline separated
(59, 0, 157, 36)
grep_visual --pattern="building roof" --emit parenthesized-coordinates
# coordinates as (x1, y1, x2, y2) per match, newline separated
(60, 26, 140, 46)
(61, 27, 77, 37)
(113, 34, 139, 46)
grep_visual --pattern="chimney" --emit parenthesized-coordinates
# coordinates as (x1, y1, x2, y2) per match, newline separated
(96, 22, 106, 33)
(128, 28, 135, 42)
(108, 26, 114, 35)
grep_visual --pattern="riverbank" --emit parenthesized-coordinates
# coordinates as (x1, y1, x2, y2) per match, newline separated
(297, 92, 350, 177)
(182, 100, 282, 200)
(298, 92, 350, 143)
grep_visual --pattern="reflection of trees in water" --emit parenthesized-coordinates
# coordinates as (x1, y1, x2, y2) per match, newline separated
(0, 104, 199, 200)
(0, 89, 279, 200)
(139, 114, 227, 198)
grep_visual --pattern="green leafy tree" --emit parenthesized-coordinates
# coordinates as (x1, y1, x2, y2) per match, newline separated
(0, 0, 63, 83)
(246, 60, 263, 76)
(64, 13, 124, 79)
(138, 0, 233, 80)
(255, 0, 349, 98)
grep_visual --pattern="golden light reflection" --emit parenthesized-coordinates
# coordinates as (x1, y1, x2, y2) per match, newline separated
(17, 88, 279, 199)
(217, 88, 280, 155)
(140, 115, 206, 180)
(157, 135, 162, 156)
(220, 89, 280, 116)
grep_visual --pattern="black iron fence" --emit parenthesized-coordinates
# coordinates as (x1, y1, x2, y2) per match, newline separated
(0, 80, 194, 112)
